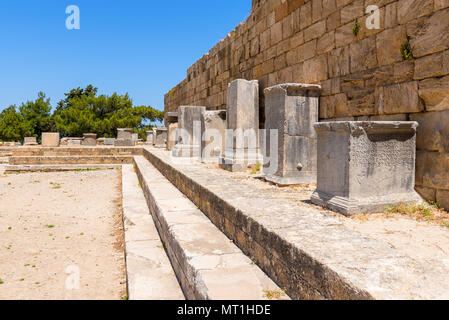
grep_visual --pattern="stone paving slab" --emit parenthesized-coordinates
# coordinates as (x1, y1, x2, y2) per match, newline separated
(142, 147, 449, 300)
(121, 164, 184, 300)
(134, 156, 288, 300)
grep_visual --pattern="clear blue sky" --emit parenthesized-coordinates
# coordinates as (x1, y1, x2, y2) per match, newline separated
(0, 0, 251, 112)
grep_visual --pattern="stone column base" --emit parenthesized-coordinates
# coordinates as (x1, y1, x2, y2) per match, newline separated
(219, 149, 263, 172)
(311, 190, 422, 216)
(171, 144, 200, 157)
(264, 171, 317, 186)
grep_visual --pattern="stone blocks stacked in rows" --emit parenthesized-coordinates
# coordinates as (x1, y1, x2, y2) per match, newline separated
(200, 110, 226, 163)
(264, 83, 320, 185)
(220, 79, 262, 172)
(42, 133, 60, 147)
(311, 121, 421, 215)
(172, 106, 205, 157)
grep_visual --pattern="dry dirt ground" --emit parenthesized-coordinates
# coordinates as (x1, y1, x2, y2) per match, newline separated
(203, 163, 449, 265)
(0, 167, 126, 300)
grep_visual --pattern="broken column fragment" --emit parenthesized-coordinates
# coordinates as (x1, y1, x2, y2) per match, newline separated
(220, 79, 262, 172)
(263, 83, 320, 185)
(165, 112, 179, 151)
(311, 121, 421, 215)
(200, 110, 226, 163)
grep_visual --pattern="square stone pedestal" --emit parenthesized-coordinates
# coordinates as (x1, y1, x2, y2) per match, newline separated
(201, 110, 226, 163)
(165, 112, 179, 151)
(146, 131, 154, 145)
(117, 128, 133, 140)
(42, 133, 60, 147)
(263, 83, 320, 186)
(172, 106, 205, 157)
(219, 79, 262, 172)
(155, 128, 168, 148)
(82, 133, 97, 146)
(311, 122, 421, 215)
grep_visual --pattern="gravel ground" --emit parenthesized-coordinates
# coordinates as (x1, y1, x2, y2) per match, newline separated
(0, 168, 126, 300)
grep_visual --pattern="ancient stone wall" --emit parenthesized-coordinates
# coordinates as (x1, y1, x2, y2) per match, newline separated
(164, 0, 449, 210)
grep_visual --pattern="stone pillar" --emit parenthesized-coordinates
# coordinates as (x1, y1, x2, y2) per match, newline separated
(220, 79, 262, 172)
(311, 121, 421, 215)
(263, 83, 321, 185)
(155, 128, 168, 148)
(42, 133, 60, 147)
(172, 106, 206, 157)
(115, 128, 135, 146)
(165, 112, 179, 151)
(200, 110, 226, 163)
(146, 131, 154, 145)
(82, 133, 97, 146)
(23, 137, 38, 146)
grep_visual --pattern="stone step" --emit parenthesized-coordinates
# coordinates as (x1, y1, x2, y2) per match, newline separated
(0, 157, 8, 164)
(133, 156, 288, 300)
(8, 155, 135, 165)
(121, 164, 184, 300)
(141, 147, 449, 300)
(10, 147, 142, 157)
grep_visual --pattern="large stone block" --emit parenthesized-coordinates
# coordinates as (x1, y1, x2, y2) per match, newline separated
(82, 133, 97, 146)
(172, 106, 205, 157)
(146, 130, 154, 145)
(165, 112, 179, 151)
(23, 137, 38, 146)
(200, 110, 227, 163)
(410, 110, 449, 152)
(220, 79, 262, 172)
(311, 122, 421, 215)
(42, 133, 60, 147)
(419, 74, 449, 111)
(263, 83, 320, 185)
(155, 127, 168, 149)
(416, 151, 449, 190)
(117, 128, 133, 140)
(375, 81, 423, 114)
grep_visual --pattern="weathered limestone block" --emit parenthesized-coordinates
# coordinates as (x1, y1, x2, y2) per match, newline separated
(418, 74, 449, 111)
(68, 139, 82, 146)
(375, 81, 423, 114)
(200, 110, 226, 163)
(416, 151, 449, 190)
(23, 137, 38, 146)
(220, 79, 262, 172)
(104, 138, 115, 146)
(263, 83, 321, 185)
(436, 189, 449, 212)
(172, 106, 205, 157)
(410, 110, 449, 152)
(132, 134, 138, 142)
(42, 133, 60, 147)
(146, 131, 154, 145)
(311, 122, 421, 215)
(155, 127, 168, 149)
(165, 112, 178, 151)
(115, 128, 135, 146)
(117, 128, 133, 140)
(82, 133, 97, 146)
(407, 8, 449, 58)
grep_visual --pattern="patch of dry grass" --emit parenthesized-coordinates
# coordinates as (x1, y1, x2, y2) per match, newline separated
(382, 202, 449, 228)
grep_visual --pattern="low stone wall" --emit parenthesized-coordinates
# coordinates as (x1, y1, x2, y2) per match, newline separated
(164, 0, 449, 210)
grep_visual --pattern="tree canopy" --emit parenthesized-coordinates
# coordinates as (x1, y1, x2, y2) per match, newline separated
(0, 85, 164, 142)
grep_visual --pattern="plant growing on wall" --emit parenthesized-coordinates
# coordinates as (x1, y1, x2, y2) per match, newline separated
(401, 35, 414, 60)
(352, 19, 361, 36)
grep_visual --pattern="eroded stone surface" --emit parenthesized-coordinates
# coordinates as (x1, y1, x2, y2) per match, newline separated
(311, 122, 421, 215)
